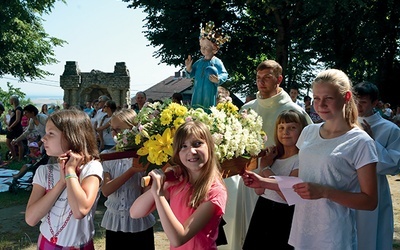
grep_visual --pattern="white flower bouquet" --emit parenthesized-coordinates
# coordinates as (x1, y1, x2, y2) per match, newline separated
(110, 98, 267, 176)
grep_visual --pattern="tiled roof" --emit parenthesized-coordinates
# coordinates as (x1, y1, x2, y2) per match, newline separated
(143, 75, 193, 101)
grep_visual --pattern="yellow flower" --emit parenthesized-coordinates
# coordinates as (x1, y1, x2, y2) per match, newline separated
(137, 143, 149, 156)
(216, 101, 238, 115)
(227, 102, 239, 113)
(142, 128, 174, 165)
(160, 109, 173, 125)
(140, 129, 150, 139)
(174, 104, 188, 116)
(173, 117, 185, 128)
(135, 134, 141, 145)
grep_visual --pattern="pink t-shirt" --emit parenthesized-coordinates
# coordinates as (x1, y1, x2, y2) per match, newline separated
(168, 180, 227, 250)
(21, 115, 29, 127)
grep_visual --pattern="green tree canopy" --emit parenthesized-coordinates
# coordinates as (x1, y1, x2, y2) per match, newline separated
(0, 82, 31, 113)
(0, 0, 66, 81)
(124, 0, 400, 105)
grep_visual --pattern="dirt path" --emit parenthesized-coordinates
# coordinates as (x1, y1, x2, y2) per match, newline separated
(1, 175, 399, 249)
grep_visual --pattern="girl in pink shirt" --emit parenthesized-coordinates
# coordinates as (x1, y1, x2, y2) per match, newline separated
(130, 121, 227, 249)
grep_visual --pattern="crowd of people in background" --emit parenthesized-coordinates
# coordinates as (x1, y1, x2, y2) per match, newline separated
(0, 57, 399, 249)
(0, 91, 189, 168)
(3, 78, 398, 166)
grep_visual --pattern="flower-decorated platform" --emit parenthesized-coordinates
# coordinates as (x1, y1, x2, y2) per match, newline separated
(100, 150, 259, 178)
(102, 98, 266, 178)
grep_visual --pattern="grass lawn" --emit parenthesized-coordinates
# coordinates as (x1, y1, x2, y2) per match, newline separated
(0, 135, 107, 249)
(2, 133, 397, 250)
(0, 135, 168, 250)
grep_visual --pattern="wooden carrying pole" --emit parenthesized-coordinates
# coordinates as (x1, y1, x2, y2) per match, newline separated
(141, 171, 177, 188)
(99, 150, 138, 161)
(100, 150, 264, 187)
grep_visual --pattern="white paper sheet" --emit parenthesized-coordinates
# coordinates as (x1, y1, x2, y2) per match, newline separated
(272, 176, 304, 206)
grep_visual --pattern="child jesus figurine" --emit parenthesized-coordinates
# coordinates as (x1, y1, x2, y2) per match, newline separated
(185, 21, 230, 110)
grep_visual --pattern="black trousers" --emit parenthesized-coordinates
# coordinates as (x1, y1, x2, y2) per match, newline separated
(105, 227, 155, 250)
(243, 196, 294, 250)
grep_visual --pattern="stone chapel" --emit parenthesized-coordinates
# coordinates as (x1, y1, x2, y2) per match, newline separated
(60, 61, 130, 108)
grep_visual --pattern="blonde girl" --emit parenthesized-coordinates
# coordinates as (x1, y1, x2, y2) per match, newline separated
(101, 109, 156, 249)
(289, 69, 378, 249)
(130, 121, 227, 250)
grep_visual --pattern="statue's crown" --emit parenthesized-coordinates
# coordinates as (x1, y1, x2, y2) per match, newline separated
(200, 21, 230, 47)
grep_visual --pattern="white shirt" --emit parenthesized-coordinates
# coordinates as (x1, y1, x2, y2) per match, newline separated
(219, 89, 312, 250)
(33, 161, 103, 247)
(97, 115, 115, 147)
(18, 113, 48, 141)
(91, 109, 106, 129)
(289, 124, 378, 250)
(101, 150, 155, 232)
(356, 112, 400, 250)
(263, 154, 299, 204)
(294, 99, 305, 109)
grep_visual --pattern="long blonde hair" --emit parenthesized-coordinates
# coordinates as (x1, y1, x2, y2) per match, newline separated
(312, 69, 358, 127)
(111, 108, 137, 127)
(171, 121, 224, 208)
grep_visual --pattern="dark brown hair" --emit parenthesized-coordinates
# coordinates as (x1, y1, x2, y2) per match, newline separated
(49, 109, 99, 164)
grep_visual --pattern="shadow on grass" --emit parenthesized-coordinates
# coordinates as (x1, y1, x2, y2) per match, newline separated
(394, 241, 400, 250)
(91, 193, 167, 250)
(0, 185, 166, 250)
(393, 225, 400, 250)
(1, 189, 398, 250)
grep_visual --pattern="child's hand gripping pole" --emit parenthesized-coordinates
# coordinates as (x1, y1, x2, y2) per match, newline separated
(141, 171, 178, 188)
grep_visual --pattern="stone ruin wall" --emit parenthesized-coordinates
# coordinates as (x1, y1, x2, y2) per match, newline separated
(60, 61, 131, 108)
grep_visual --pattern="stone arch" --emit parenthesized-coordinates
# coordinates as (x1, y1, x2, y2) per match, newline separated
(81, 85, 109, 103)
(60, 61, 130, 108)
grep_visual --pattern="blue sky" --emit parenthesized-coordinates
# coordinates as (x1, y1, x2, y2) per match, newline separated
(1, 0, 179, 98)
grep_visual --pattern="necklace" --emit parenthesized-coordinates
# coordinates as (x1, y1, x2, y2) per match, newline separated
(46, 166, 73, 244)
(47, 210, 73, 244)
